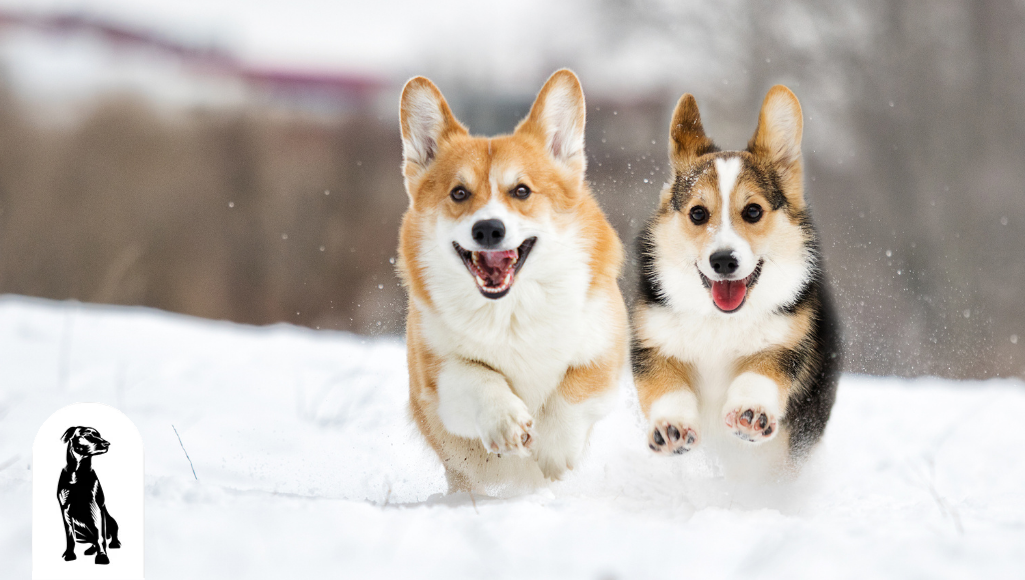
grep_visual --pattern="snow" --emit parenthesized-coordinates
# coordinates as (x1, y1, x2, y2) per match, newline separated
(1, 295, 1024, 578)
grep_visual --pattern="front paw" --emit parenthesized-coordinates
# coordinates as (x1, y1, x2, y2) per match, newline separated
(724, 406, 778, 443)
(95, 553, 110, 565)
(648, 418, 699, 455)
(536, 453, 573, 481)
(62, 550, 76, 561)
(478, 400, 535, 457)
(723, 372, 781, 444)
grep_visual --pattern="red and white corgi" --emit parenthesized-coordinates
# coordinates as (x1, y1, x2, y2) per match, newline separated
(398, 70, 627, 493)
(632, 86, 841, 476)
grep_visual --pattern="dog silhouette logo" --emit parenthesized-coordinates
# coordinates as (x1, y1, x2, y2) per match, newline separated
(58, 427, 121, 564)
(33, 403, 144, 580)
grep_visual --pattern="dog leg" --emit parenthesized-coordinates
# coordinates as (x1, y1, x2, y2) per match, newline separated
(533, 354, 622, 480)
(530, 394, 585, 481)
(647, 390, 701, 455)
(633, 347, 700, 455)
(723, 372, 781, 444)
(105, 508, 120, 549)
(58, 480, 77, 561)
(436, 357, 534, 457)
(444, 468, 471, 493)
(91, 483, 110, 565)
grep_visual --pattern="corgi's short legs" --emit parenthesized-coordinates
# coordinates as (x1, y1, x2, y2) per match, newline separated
(723, 372, 780, 444)
(647, 389, 701, 455)
(436, 357, 534, 457)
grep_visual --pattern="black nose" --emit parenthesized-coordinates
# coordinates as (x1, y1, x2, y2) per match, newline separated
(710, 250, 739, 276)
(472, 219, 505, 248)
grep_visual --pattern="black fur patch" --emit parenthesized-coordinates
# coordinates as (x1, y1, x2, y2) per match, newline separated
(636, 222, 668, 306)
(669, 159, 713, 212)
(748, 163, 789, 211)
(783, 275, 842, 458)
(630, 339, 658, 377)
(769, 215, 842, 457)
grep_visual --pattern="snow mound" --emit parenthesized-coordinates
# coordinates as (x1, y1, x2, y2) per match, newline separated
(1, 296, 1023, 578)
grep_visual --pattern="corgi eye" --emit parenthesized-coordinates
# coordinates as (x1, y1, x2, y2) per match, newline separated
(689, 205, 709, 225)
(511, 184, 531, 199)
(742, 203, 763, 223)
(450, 187, 470, 202)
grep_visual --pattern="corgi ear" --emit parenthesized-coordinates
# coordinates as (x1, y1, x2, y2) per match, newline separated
(748, 85, 803, 170)
(61, 427, 79, 443)
(517, 69, 587, 176)
(399, 77, 466, 184)
(668, 94, 717, 168)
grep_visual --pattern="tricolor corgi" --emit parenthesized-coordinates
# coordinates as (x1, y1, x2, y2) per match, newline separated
(397, 70, 627, 493)
(632, 86, 841, 476)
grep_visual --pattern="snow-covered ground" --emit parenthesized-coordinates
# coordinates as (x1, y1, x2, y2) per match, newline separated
(1, 295, 1023, 579)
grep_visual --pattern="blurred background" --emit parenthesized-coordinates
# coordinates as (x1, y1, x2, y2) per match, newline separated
(0, 0, 1021, 379)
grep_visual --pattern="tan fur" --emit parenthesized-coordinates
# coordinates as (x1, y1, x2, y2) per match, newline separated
(399, 71, 627, 492)
(633, 351, 696, 415)
(732, 303, 813, 391)
(558, 333, 627, 405)
(668, 93, 717, 170)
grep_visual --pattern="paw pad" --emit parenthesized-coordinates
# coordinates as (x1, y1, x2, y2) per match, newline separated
(648, 420, 698, 455)
(725, 407, 777, 443)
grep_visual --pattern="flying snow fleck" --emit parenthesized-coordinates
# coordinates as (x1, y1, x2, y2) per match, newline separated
(1013, 335, 1019, 344)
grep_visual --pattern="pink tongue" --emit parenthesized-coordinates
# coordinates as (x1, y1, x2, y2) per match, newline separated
(711, 280, 747, 311)
(477, 250, 517, 284)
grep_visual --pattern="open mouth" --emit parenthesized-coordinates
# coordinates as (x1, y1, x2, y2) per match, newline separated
(453, 237, 537, 299)
(699, 259, 763, 313)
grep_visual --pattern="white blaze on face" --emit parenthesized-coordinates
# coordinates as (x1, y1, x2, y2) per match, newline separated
(491, 163, 524, 199)
(702, 156, 757, 279)
(444, 163, 529, 252)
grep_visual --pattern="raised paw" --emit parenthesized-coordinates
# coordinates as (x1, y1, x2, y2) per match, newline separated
(724, 406, 778, 443)
(479, 406, 535, 458)
(648, 419, 699, 455)
(84, 546, 97, 555)
(109, 539, 121, 549)
(62, 550, 76, 561)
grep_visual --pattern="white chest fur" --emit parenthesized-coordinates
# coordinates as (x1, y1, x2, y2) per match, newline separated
(639, 304, 797, 473)
(638, 305, 794, 398)
(417, 227, 615, 412)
